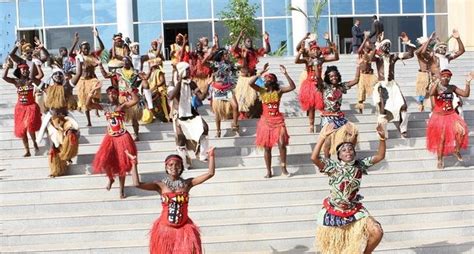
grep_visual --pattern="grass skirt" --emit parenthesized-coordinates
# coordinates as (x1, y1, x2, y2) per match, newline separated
(256, 115, 289, 148)
(66, 95, 78, 111)
(235, 76, 257, 112)
(357, 73, 377, 102)
(299, 78, 323, 111)
(427, 111, 468, 155)
(119, 95, 143, 122)
(92, 132, 137, 178)
(45, 85, 67, 109)
(49, 147, 68, 177)
(14, 103, 41, 138)
(150, 217, 202, 254)
(193, 76, 211, 95)
(77, 78, 100, 112)
(326, 122, 359, 154)
(315, 216, 369, 254)
(212, 99, 233, 120)
(59, 131, 79, 161)
(415, 71, 430, 97)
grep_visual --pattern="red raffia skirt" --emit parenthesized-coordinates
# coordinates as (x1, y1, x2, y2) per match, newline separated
(427, 111, 468, 155)
(14, 103, 42, 138)
(92, 132, 137, 178)
(256, 115, 289, 148)
(298, 78, 323, 111)
(150, 217, 202, 254)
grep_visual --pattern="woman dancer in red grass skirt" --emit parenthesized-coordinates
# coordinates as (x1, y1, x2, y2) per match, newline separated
(86, 84, 138, 198)
(427, 69, 471, 169)
(248, 64, 296, 178)
(2, 62, 42, 157)
(128, 147, 215, 254)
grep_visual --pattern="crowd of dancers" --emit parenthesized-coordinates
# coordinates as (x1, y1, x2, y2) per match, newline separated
(2, 24, 471, 253)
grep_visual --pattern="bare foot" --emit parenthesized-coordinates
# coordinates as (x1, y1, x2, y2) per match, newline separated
(106, 178, 115, 191)
(86, 123, 92, 127)
(24, 151, 31, 157)
(120, 191, 126, 199)
(134, 135, 140, 142)
(33, 143, 39, 151)
(437, 159, 444, 169)
(282, 169, 292, 177)
(264, 173, 272, 179)
(454, 152, 463, 162)
(96, 110, 100, 117)
(401, 132, 408, 138)
(309, 126, 315, 133)
(215, 130, 221, 138)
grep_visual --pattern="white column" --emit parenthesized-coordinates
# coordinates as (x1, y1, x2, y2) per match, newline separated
(291, 0, 308, 56)
(116, 0, 134, 41)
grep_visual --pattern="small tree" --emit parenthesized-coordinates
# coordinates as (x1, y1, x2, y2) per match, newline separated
(290, 0, 329, 35)
(219, 0, 258, 43)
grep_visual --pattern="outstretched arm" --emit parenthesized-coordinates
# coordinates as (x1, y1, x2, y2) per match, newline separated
(2, 65, 17, 85)
(323, 33, 339, 62)
(280, 65, 296, 93)
(190, 147, 215, 187)
(70, 32, 80, 58)
(454, 71, 472, 97)
(370, 124, 386, 164)
(9, 42, 24, 64)
(311, 124, 336, 171)
(395, 33, 416, 61)
(126, 151, 162, 192)
(94, 28, 105, 52)
(295, 33, 310, 52)
(294, 48, 307, 64)
(34, 37, 50, 63)
(346, 64, 361, 87)
(448, 29, 465, 61)
(232, 30, 244, 51)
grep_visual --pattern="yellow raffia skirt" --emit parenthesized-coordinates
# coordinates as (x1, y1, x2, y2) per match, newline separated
(234, 76, 257, 112)
(45, 85, 67, 109)
(357, 73, 377, 102)
(326, 122, 359, 154)
(119, 95, 143, 122)
(212, 99, 233, 120)
(77, 78, 100, 112)
(193, 76, 211, 95)
(415, 71, 430, 96)
(49, 148, 68, 177)
(315, 217, 369, 254)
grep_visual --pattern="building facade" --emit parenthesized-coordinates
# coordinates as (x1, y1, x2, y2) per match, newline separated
(0, 0, 470, 65)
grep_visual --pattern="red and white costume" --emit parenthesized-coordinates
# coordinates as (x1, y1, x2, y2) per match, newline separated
(14, 83, 42, 138)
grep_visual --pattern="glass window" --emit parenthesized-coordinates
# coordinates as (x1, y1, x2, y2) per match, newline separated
(188, 0, 212, 19)
(133, 0, 161, 22)
(380, 16, 422, 52)
(187, 22, 212, 50)
(316, 16, 329, 46)
(19, 0, 42, 28)
(264, 18, 291, 56)
(426, 0, 447, 13)
(402, 0, 423, 13)
(214, 0, 261, 18)
(70, 0, 93, 25)
(379, 0, 400, 14)
(264, 0, 290, 17)
(44, 0, 67, 26)
(330, 0, 352, 15)
(94, 0, 116, 24)
(46, 27, 93, 51)
(354, 0, 376, 14)
(306, 0, 329, 16)
(96, 25, 116, 49)
(214, 21, 230, 46)
(134, 23, 162, 50)
(427, 15, 447, 40)
(163, 0, 186, 20)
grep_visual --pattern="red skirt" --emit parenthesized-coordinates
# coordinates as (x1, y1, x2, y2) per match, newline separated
(427, 111, 469, 155)
(150, 217, 202, 254)
(298, 78, 323, 111)
(92, 132, 137, 178)
(14, 103, 42, 138)
(256, 115, 289, 148)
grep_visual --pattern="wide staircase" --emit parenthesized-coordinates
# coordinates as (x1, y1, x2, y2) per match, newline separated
(1, 53, 473, 253)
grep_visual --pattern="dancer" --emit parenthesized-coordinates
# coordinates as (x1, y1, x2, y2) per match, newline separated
(86, 84, 138, 199)
(182, 35, 217, 94)
(9, 38, 48, 81)
(168, 62, 210, 169)
(355, 36, 378, 113)
(146, 61, 170, 122)
(427, 69, 470, 169)
(44, 61, 82, 112)
(249, 64, 295, 178)
(108, 33, 129, 70)
(43, 108, 80, 177)
(231, 30, 270, 119)
(311, 124, 386, 254)
(209, 48, 239, 138)
(318, 65, 360, 157)
(2, 61, 42, 157)
(129, 42, 145, 72)
(129, 147, 215, 254)
(370, 33, 415, 138)
(76, 28, 105, 126)
(295, 32, 339, 133)
(414, 33, 435, 112)
(170, 34, 189, 66)
(147, 37, 165, 67)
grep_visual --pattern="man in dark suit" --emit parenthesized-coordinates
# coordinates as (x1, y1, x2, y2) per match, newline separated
(351, 19, 364, 54)
(369, 15, 384, 44)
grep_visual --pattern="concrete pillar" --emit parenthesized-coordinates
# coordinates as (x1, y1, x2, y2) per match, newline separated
(448, 0, 474, 51)
(291, 0, 308, 56)
(116, 0, 134, 41)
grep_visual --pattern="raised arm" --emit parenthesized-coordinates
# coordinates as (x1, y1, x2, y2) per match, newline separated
(179, 34, 188, 62)
(119, 88, 139, 109)
(9, 42, 24, 64)
(323, 33, 339, 63)
(280, 65, 296, 93)
(70, 32, 80, 57)
(429, 77, 439, 97)
(232, 31, 244, 51)
(370, 124, 386, 164)
(125, 151, 162, 191)
(248, 63, 269, 91)
(94, 28, 105, 52)
(346, 64, 361, 87)
(2, 64, 17, 85)
(311, 124, 336, 170)
(448, 29, 465, 61)
(98, 62, 112, 78)
(295, 33, 310, 52)
(34, 37, 50, 63)
(395, 33, 416, 61)
(418, 32, 435, 56)
(70, 60, 83, 86)
(454, 71, 472, 97)
(190, 147, 215, 187)
(294, 48, 307, 64)
(213, 34, 219, 49)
